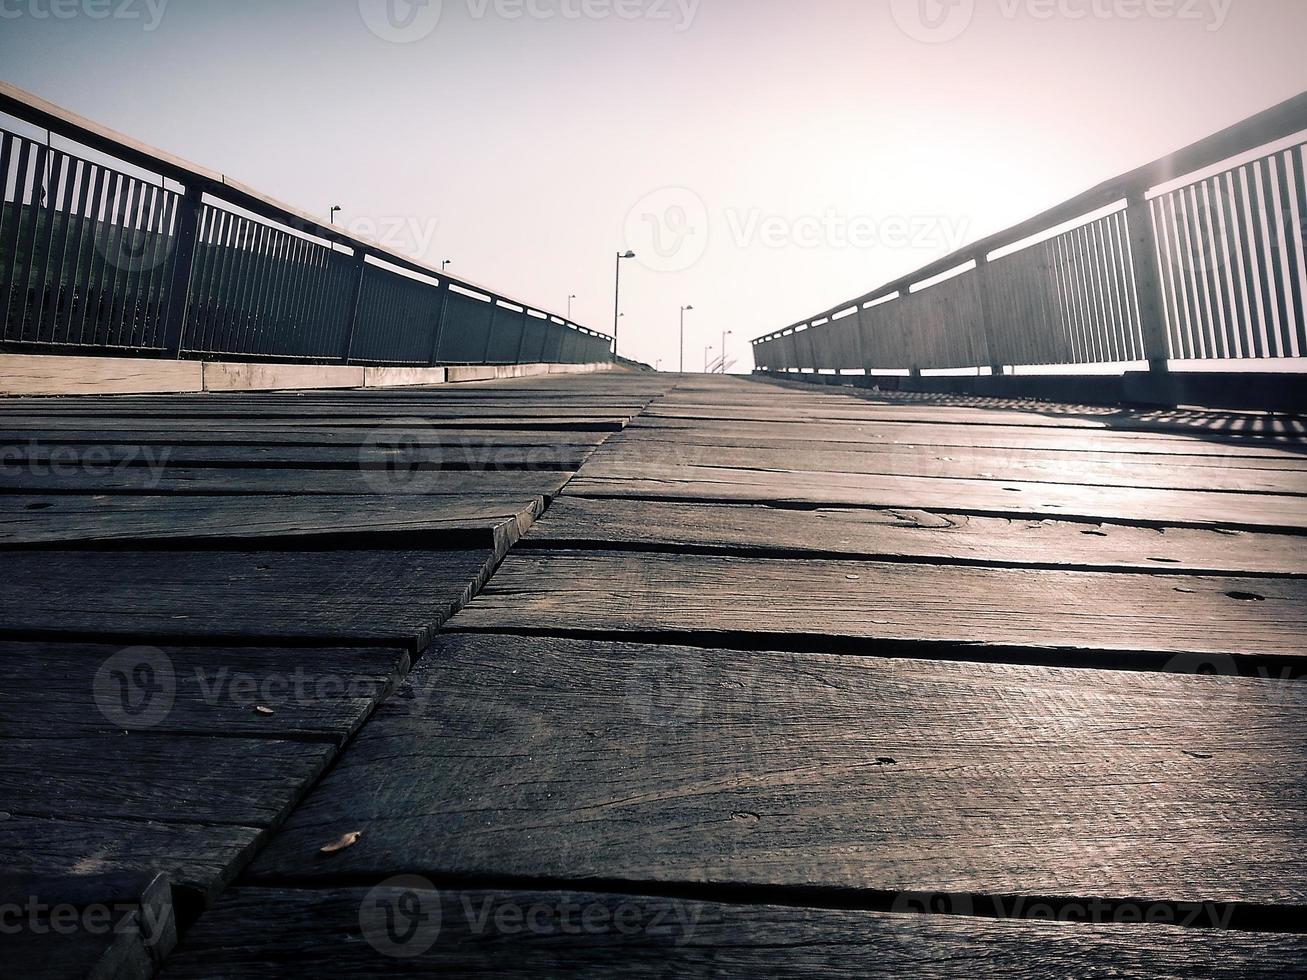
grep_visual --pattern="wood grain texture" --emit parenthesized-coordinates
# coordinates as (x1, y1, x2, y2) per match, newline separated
(565, 462, 1307, 530)
(1, 442, 595, 471)
(0, 813, 263, 900)
(624, 416, 1307, 459)
(160, 886, 1307, 979)
(0, 415, 635, 432)
(586, 440, 1307, 494)
(642, 399, 1307, 437)
(0, 733, 334, 824)
(1, 871, 175, 980)
(449, 550, 1307, 664)
(0, 494, 542, 550)
(0, 548, 497, 650)
(0, 641, 409, 740)
(0, 428, 610, 449)
(0, 466, 573, 496)
(248, 635, 1307, 907)
(523, 497, 1307, 576)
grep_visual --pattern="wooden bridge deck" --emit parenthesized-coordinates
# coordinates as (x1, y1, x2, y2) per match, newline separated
(3, 373, 1306, 977)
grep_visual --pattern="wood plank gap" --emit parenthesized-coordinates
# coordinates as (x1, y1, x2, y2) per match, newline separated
(513, 536, 1307, 581)
(234, 873, 1307, 935)
(439, 625, 1307, 679)
(564, 490, 1307, 536)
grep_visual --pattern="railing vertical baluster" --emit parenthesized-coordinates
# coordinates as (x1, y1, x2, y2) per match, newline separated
(1125, 192, 1170, 374)
(14, 142, 46, 342)
(159, 184, 202, 357)
(428, 278, 450, 366)
(339, 248, 368, 363)
(972, 253, 1004, 376)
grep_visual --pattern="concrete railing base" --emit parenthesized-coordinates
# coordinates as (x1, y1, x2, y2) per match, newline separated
(0, 354, 625, 397)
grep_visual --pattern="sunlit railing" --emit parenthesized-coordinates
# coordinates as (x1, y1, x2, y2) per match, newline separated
(0, 83, 613, 367)
(752, 92, 1307, 382)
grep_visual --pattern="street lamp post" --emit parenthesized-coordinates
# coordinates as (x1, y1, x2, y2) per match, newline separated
(704, 345, 714, 374)
(441, 259, 452, 271)
(613, 251, 635, 360)
(719, 330, 733, 374)
(329, 206, 342, 253)
(679, 304, 694, 374)
(567, 294, 577, 319)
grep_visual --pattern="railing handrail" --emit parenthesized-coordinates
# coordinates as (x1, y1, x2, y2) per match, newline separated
(0, 81, 601, 338)
(753, 89, 1307, 345)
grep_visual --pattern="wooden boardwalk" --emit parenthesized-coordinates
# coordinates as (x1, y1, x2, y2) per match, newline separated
(3, 373, 1305, 977)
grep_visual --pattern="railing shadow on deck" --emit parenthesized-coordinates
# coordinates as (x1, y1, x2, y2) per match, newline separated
(752, 91, 1307, 414)
(755, 373, 1307, 459)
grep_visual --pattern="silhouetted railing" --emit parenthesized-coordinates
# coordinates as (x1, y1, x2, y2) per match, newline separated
(0, 84, 613, 367)
(752, 92, 1307, 379)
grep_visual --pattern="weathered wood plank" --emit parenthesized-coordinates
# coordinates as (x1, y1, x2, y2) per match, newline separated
(643, 400, 1307, 437)
(0, 443, 594, 471)
(449, 551, 1307, 664)
(624, 416, 1307, 458)
(0, 641, 409, 739)
(524, 498, 1307, 576)
(0, 548, 497, 651)
(0, 467, 572, 497)
(0, 871, 177, 979)
(0, 494, 542, 550)
(248, 635, 1307, 907)
(1, 813, 264, 901)
(0, 428, 611, 449)
(0, 405, 648, 421)
(0, 415, 634, 432)
(160, 886, 1307, 979)
(6, 921, 156, 980)
(583, 441, 1307, 494)
(1, 733, 334, 824)
(564, 462, 1307, 530)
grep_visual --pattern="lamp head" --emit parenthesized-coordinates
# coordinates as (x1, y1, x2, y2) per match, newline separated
(619, 250, 636, 259)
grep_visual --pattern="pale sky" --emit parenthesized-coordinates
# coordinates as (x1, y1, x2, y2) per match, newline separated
(2, 0, 1305, 371)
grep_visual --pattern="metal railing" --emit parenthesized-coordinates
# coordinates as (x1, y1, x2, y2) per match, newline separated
(0, 83, 613, 367)
(752, 91, 1307, 379)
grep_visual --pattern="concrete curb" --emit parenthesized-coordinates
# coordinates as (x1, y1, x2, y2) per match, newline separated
(0, 355, 623, 397)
